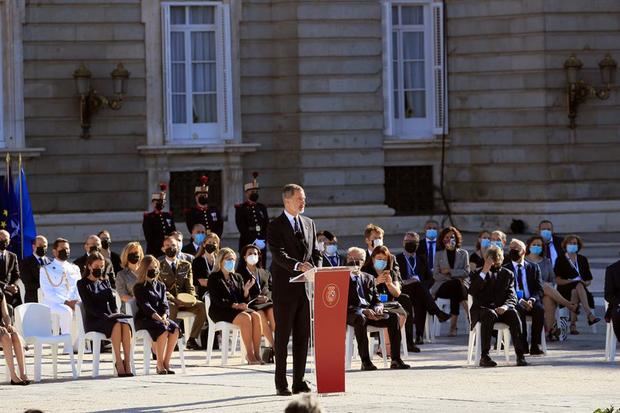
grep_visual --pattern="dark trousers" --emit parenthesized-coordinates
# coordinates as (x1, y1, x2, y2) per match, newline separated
(347, 311, 401, 363)
(395, 293, 414, 345)
(516, 301, 544, 348)
(479, 307, 524, 357)
(274, 296, 309, 390)
(436, 279, 467, 315)
(402, 282, 445, 338)
(611, 304, 620, 342)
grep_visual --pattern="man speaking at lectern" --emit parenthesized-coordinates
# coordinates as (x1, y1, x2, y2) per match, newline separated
(268, 184, 322, 396)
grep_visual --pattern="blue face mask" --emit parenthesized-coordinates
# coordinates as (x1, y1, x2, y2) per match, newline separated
(566, 244, 579, 254)
(530, 245, 543, 255)
(480, 239, 491, 249)
(194, 233, 206, 245)
(374, 259, 388, 272)
(426, 229, 437, 240)
(493, 241, 504, 249)
(223, 259, 236, 273)
(540, 229, 552, 241)
(325, 244, 338, 256)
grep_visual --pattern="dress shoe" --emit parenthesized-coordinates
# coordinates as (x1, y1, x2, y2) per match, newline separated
(437, 311, 451, 322)
(166, 369, 176, 374)
(185, 338, 201, 350)
(479, 355, 497, 368)
(516, 356, 528, 366)
(361, 360, 378, 371)
(530, 345, 545, 356)
(415, 336, 424, 345)
(408, 343, 421, 353)
(276, 387, 292, 396)
(390, 359, 410, 369)
(292, 381, 312, 394)
(588, 316, 601, 326)
(11, 379, 29, 386)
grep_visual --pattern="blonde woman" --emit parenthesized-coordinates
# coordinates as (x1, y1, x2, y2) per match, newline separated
(207, 248, 263, 364)
(133, 255, 180, 374)
(115, 242, 144, 303)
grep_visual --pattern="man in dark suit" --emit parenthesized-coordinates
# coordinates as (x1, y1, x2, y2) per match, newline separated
(0, 230, 21, 308)
(538, 219, 563, 268)
(395, 231, 450, 344)
(346, 247, 410, 370)
(143, 183, 176, 256)
(504, 238, 545, 355)
(320, 230, 345, 267)
(267, 184, 321, 396)
(604, 259, 620, 341)
(73, 235, 116, 287)
(469, 245, 527, 367)
(19, 235, 52, 303)
(182, 224, 206, 256)
(416, 219, 440, 273)
(98, 230, 122, 274)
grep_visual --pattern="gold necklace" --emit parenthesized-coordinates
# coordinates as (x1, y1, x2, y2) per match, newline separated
(43, 266, 69, 290)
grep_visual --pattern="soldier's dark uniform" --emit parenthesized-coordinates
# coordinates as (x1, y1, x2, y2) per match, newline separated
(235, 172, 269, 267)
(185, 205, 223, 238)
(142, 184, 176, 256)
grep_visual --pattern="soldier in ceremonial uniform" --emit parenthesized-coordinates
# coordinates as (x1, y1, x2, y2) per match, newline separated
(184, 176, 223, 238)
(142, 183, 176, 257)
(235, 172, 269, 267)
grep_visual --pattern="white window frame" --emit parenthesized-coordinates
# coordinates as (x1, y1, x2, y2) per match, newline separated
(382, 0, 447, 139)
(161, 1, 234, 144)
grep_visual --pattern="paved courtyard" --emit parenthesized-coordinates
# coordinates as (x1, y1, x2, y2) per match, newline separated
(3, 315, 618, 413)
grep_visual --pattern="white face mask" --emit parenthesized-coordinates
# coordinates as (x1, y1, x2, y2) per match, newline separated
(246, 254, 259, 266)
(372, 238, 383, 249)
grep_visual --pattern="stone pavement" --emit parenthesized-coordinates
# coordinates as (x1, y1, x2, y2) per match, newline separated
(3, 314, 618, 413)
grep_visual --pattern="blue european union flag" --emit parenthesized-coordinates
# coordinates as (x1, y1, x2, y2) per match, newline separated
(0, 166, 37, 259)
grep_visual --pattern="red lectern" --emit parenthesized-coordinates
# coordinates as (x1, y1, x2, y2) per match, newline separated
(291, 266, 351, 394)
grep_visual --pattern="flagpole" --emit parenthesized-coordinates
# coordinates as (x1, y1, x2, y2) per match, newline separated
(4, 153, 9, 192)
(18, 154, 24, 260)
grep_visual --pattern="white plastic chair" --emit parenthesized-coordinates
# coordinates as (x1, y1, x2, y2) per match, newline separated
(466, 295, 512, 365)
(204, 294, 242, 366)
(14, 303, 77, 382)
(37, 288, 60, 336)
(126, 299, 186, 375)
(177, 311, 196, 345)
(345, 324, 387, 370)
(75, 302, 116, 377)
(605, 301, 617, 362)
(432, 298, 451, 338)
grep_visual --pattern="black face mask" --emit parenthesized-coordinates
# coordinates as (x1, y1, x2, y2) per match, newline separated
(147, 269, 158, 279)
(0, 240, 7, 251)
(89, 245, 100, 254)
(198, 195, 208, 205)
(509, 249, 522, 262)
(249, 192, 259, 202)
(58, 249, 69, 261)
(92, 268, 103, 278)
(154, 202, 164, 211)
(36, 246, 47, 257)
(164, 247, 177, 258)
(101, 239, 110, 249)
(204, 244, 217, 254)
(403, 242, 418, 254)
(127, 253, 140, 264)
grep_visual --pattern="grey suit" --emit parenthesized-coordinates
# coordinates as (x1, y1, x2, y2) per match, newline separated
(431, 248, 469, 316)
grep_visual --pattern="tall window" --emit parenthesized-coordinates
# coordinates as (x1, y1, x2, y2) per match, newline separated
(383, 1, 446, 139)
(162, 2, 233, 143)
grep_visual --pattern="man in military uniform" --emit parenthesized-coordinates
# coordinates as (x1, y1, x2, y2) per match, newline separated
(142, 183, 176, 257)
(184, 176, 223, 238)
(159, 235, 206, 350)
(235, 172, 269, 267)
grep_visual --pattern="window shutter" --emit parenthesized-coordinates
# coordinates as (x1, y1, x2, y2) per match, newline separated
(382, 1, 394, 137)
(161, 4, 172, 142)
(431, 2, 447, 135)
(216, 3, 234, 139)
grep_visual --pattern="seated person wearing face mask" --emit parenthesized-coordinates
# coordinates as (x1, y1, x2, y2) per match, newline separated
(470, 245, 528, 368)
(417, 220, 440, 274)
(395, 231, 450, 345)
(346, 247, 410, 370)
(320, 231, 345, 267)
(538, 220, 563, 268)
(183, 224, 206, 256)
(73, 235, 116, 288)
(159, 236, 206, 351)
(503, 239, 545, 355)
(192, 233, 220, 299)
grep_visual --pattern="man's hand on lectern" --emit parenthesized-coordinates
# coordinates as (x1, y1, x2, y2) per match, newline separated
(299, 262, 314, 273)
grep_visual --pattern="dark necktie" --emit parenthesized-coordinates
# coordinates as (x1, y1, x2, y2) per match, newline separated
(516, 264, 524, 291)
(544, 243, 551, 259)
(39, 258, 44, 266)
(329, 256, 338, 266)
(428, 241, 435, 269)
(171, 261, 177, 274)
(294, 217, 300, 233)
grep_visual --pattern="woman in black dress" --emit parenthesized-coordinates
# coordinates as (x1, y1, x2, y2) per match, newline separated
(238, 244, 275, 362)
(554, 234, 601, 334)
(77, 252, 133, 377)
(207, 247, 263, 364)
(0, 288, 30, 385)
(192, 232, 220, 298)
(133, 255, 180, 374)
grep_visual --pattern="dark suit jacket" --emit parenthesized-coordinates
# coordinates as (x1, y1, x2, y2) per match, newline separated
(468, 267, 517, 330)
(191, 255, 214, 299)
(416, 237, 440, 263)
(395, 252, 432, 289)
(503, 260, 544, 303)
(321, 253, 345, 267)
(182, 242, 199, 256)
(109, 251, 122, 275)
(347, 271, 380, 316)
(19, 255, 51, 303)
(73, 254, 116, 288)
(605, 260, 620, 318)
(267, 212, 321, 302)
(206, 270, 247, 322)
(0, 250, 20, 286)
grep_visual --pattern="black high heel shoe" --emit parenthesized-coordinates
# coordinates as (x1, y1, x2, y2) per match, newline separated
(588, 315, 601, 326)
(11, 379, 29, 386)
